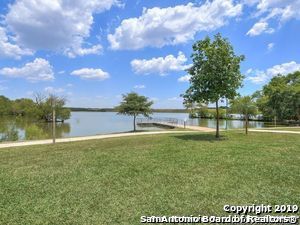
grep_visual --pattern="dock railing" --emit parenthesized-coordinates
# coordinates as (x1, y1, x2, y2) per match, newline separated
(136, 117, 186, 127)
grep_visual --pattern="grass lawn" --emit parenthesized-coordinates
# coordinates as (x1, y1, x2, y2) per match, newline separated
(0, 131, 299, 224)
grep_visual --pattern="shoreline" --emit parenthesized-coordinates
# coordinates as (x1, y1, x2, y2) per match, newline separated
(0, 130, 198, 149)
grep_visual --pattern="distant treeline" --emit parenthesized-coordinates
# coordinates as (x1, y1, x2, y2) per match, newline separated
(69, 107, 189, 113)
(69, 107, 118, 112)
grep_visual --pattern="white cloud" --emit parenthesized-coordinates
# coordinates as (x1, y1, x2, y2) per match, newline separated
(0, 27, 33, 59)
(246, 0, 300, 36)
(108, 1, 242, 50)
(246, 21, 274, 36)
(0, 58, 54, 82)
(134, 84, 145, 89)
(72, 45, 102, 57)
(71, 68, 110, 80)
(131, 52, 191, 75)
(4, 0, 119, 57)
(246, 69, 268, 84)
(255, 0, 300, 21)
(178, 74, 191, 82)
(44, 86, 65, 94)
(266, 61, 300, 76)
(63, 38, 103, 58)
(247, 61, 300, 84)
(267, 42, 274, 51)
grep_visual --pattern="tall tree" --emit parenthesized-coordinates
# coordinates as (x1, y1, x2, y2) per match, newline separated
(257, 72, 300, 122)
(230, 96, 257, 134)
(183, 33, 245, 138)
(117, 92, 153, 131)
(34, 93, 71, 122)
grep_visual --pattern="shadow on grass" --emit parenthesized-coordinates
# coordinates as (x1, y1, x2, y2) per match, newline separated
(174, 133, 227, 142)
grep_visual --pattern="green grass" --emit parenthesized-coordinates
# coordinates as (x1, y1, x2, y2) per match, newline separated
(0, 131, 299, 224)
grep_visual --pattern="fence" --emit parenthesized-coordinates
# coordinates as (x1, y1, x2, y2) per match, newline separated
(136, 117, 186, 127)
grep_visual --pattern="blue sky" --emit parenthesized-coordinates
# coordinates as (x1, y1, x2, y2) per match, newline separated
(0, 0, 299, 108)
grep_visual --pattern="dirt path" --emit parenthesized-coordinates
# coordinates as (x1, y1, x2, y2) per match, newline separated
(0, 130, 199, 149)
(249, 129, 300, 134)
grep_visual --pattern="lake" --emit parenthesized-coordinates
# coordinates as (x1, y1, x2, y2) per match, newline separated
(0, 112, 275, 142)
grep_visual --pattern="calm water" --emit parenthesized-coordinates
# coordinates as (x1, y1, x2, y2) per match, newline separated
(0, 112, 274, 142)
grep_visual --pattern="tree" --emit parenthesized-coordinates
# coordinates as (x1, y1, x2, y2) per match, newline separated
(117, 92, 153, 131)
(46, 94, 71, 122)
(255, 71, 300, 122)
(11, 98, 38, 117)
(0, 95, 12, 115)
(183, 33, 245, 138)
(184, 100, 205, 118)
(230, 96, 257, 134)
(184, 100, 197, 118)
(0, 94, 70, 122)
(34, 93, 71, 122)
(197, 104, 209, 118)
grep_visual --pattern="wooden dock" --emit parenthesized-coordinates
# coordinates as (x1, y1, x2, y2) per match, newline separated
(136, 117, 215, 132)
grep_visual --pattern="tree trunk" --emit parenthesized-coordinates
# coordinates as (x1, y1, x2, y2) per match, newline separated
(216, 101, 220, 138)
(52, 108, 56, 144)
(133, 114, 136, 132)
(245, 114, 248, 135)
(225, 98, 228, 130)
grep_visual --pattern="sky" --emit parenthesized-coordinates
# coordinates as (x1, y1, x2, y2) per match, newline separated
(0, 0, 299, 108)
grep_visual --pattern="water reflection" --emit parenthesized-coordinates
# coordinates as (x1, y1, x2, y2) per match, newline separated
(186, 118, 267, 129)
(0, 112, 279, 142)
(24, 122, 71, 140)
(0, 124, 19, 142)
(0, 116, 70, 142)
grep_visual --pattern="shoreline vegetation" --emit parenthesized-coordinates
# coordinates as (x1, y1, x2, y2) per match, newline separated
(68, 107, 189, 113)
(0, 94, 70, 123)
(1, 103, 297, 124)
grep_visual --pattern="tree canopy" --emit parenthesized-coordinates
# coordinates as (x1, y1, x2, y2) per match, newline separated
(117, 92, 153, 131)
(0, 96, 12, 115)
(255, 71, 300, 121)
(183, 33, 245, 137)
(34, 93, 70, 122)
(230, 96, 257, 134)
(0, 94, 70, 122)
